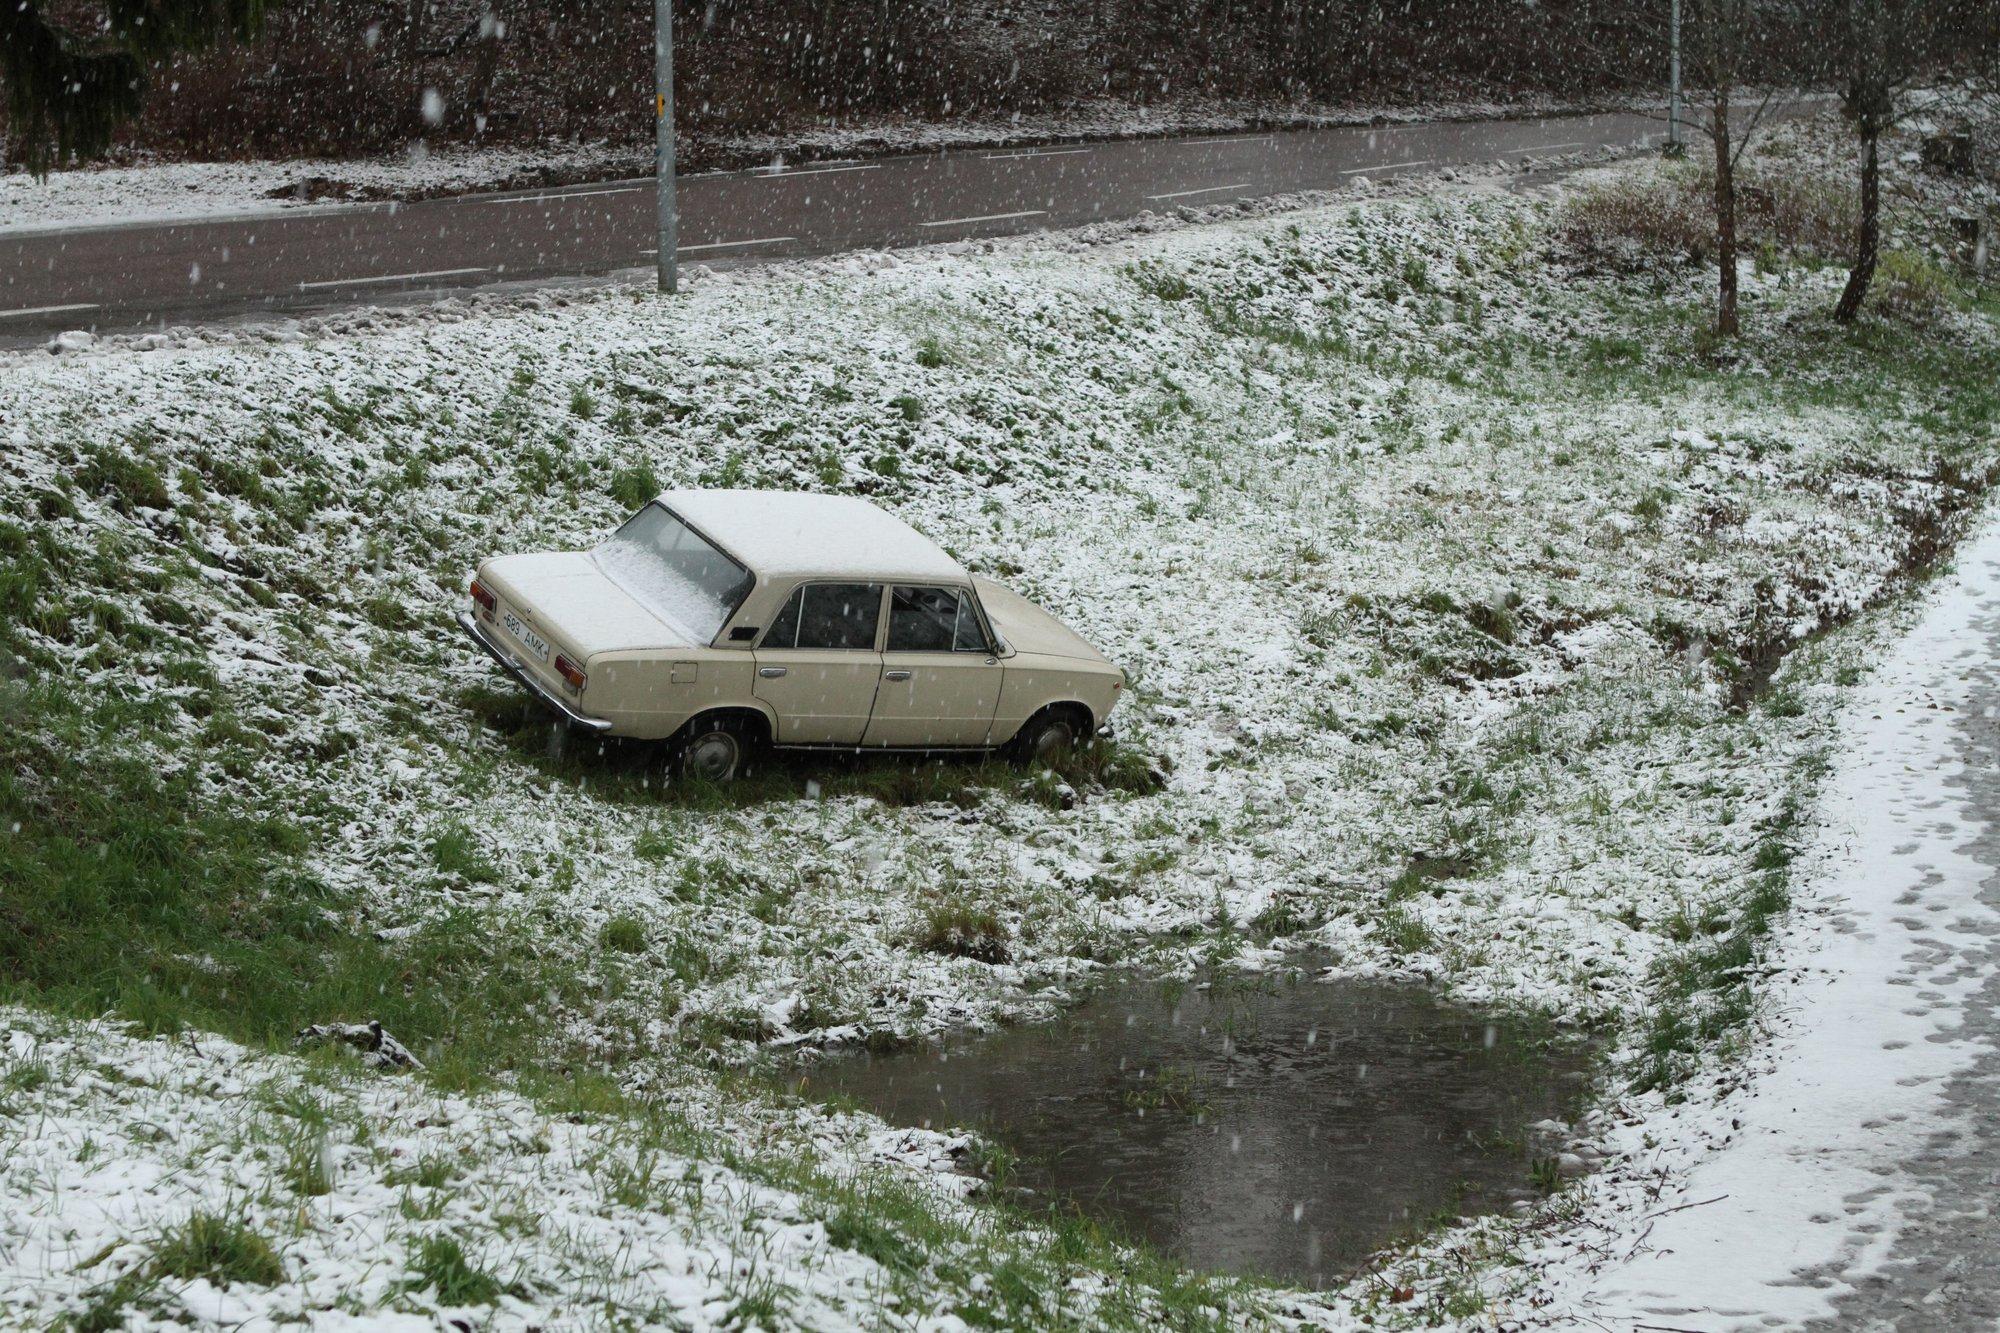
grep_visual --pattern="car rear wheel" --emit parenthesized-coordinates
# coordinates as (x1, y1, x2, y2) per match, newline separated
(1011, 707, 1082, 769)
(673, 715, 759, 784)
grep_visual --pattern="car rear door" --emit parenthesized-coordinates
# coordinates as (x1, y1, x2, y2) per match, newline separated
(753, 582, 886, 745)
(863, 585, 1002, 748)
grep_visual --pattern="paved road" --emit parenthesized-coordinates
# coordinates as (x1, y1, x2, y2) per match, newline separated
(0, 110, 1675, 344)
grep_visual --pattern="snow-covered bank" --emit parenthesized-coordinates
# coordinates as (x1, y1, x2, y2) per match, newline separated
(1526, 515, 2000, 1326)
(4, 122, 1998, 1326)
(11, 189, 1978, 1061)
(0, 141, 645, 235)
(0, 1010, 990, 1330)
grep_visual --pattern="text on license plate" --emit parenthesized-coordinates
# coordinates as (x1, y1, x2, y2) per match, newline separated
(501, 610, 551, 663)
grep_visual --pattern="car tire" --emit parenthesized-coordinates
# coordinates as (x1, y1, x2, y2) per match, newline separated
(1010, 707, 1080, 769)
(673, 714, 759, 784)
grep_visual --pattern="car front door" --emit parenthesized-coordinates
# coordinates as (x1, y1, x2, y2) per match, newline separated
(863, 585, 1002, 748)
(753, 582, 886, 745)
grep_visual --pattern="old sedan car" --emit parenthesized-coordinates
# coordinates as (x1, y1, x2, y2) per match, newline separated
(457, 490, 1124, 781)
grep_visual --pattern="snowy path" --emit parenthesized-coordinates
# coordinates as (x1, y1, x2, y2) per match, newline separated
(1540, 516, 2000, 1328)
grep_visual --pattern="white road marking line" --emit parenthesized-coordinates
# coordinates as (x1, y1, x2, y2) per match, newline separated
(298, 267, 488, 290)
(917, 210, 1046, 228)
(0, 302, 99, 320)
(1187, 134, 1277, 145)
(1147, 182, 1253, 201)
(1504, 141, 1588, 154)
(674, 236, 797, 253)
(984, 147, 1092, 160)
(1340, 159, 1433, 174)
(753, 163, 881, 177)
(487, 185, 648, 205)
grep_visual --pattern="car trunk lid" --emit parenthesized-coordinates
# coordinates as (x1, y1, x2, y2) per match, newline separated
(972, 576, 1108, 664)
(479, 552, 688, 661)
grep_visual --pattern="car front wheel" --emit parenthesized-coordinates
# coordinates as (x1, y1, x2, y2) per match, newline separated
(674, 716, 757, 784)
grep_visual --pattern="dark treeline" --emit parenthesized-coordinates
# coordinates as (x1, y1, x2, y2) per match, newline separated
(9, 0, 1970, 166)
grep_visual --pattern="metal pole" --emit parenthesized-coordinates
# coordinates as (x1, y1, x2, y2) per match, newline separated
(654, 0, 678, 293)
(1667, 0, 1686, 157)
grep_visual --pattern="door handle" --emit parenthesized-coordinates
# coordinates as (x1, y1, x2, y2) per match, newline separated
(883, 669, 913, 682)
(759, 666, 788, 679)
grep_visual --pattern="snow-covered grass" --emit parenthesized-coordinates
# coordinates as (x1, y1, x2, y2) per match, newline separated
(0, 141, 648, 234)
(3, 130, 1997, 1324)
(2, 1008, 1248, 1329)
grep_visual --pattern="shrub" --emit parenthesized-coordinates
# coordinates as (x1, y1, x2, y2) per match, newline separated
(1560, 163, 1854, 269)
(1873, 249, 1954, 323)
(1560, 169, 1713, 265)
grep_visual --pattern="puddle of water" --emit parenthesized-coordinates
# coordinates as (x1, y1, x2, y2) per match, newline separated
(779, 960, 1593, 1288)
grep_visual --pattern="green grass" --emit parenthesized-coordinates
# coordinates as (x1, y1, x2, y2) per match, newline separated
(914, 901, 1009, 963)
(8, 183, 1997, 1323)
(62, 1270, 162, 1333)
(147, 1212, 286, 1288)
(386, 1152, 461, 1190)
(1632, 795, 1805, 1095)
(0, 681, 604, 1093)
(600, 915, 648, 954)
(401, 1234, 512, 1305)
(608, 461, 660, 510)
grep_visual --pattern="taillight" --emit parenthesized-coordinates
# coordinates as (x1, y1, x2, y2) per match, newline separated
(554, 655, 587, 691)
(470, 579, 497, 616)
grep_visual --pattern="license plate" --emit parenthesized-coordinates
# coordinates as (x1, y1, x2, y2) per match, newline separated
(501, 609, 551, 663)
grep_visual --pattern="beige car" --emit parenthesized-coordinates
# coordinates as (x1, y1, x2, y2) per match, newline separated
(457, 490, 1125, 781)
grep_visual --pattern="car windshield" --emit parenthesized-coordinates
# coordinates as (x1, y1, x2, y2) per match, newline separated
(593, 503, 754, 642)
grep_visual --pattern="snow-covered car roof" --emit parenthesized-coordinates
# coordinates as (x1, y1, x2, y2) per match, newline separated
(657, 489, 966, 585)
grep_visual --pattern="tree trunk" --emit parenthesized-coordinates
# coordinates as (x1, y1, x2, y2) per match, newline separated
(1834, 124, 1881, 323)
(1711, 87, 1739, 338)
(466, 7, 506, 132)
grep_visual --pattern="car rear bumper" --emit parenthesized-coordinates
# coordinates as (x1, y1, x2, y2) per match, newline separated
(456, 611, 614, 734)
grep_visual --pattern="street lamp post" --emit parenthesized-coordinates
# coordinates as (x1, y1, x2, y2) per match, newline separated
(654, 0, 678, 293)
(1666, 0, 1687, 157)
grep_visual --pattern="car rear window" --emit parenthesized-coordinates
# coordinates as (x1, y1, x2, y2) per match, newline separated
(593, 504, 754, 642)
(762, 583, 883, 651)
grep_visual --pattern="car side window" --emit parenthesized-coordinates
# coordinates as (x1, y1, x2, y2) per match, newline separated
(761, 586, 804, 649)
(888, 586, 989, 653)
(763, 583, 882, 651)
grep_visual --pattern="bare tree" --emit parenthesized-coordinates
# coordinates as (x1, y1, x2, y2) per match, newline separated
(1829, 0, 1974, 321)
(1833, 0, 1896, 320)
(1679, 0, 1813, 337)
